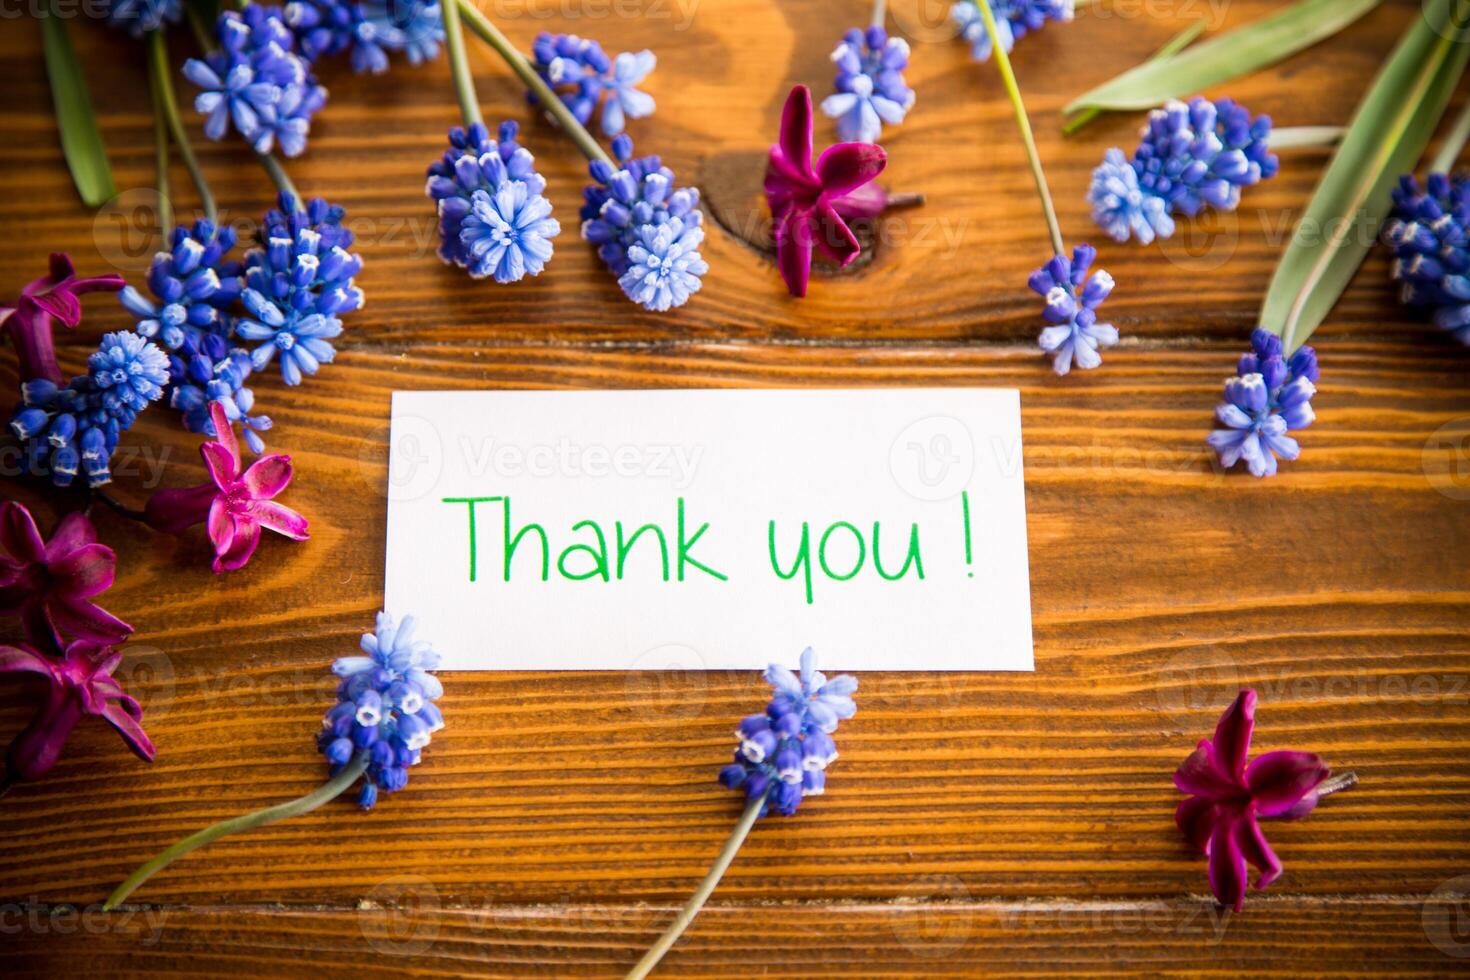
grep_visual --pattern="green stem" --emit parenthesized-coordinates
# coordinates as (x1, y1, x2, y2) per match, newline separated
(1062, 20, 1205, 136)
(148, 29, 216, 225)
(973, 0, 1064, 256)
(147, 56, 173, 239)
(624, 789, 769, 980)
(441, 0, 483, 127)
(257, 150, 300, 205)
(103, 754, 369, 910)
(1430, 98, 1470, 174)
(184, 1, 213, 52)
(1269, 126, 1345, 150)
(456, 0, 612, 166)
(871, 0, 887, 28)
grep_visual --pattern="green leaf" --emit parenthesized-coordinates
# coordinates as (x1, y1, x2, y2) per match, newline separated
(1263, 0, 1470, 352)
(1063, 0, 1382, 116)
(40, 4, 115, 207)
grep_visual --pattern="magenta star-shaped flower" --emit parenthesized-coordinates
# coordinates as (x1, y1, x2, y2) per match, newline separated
(0, 253, 124, 384)
(1174, 689, 1333, 911)
(0, 501, 132, 649)
(763, 84, 887, 298)
(1, 636, 154, 789)
(144, 401, 309, 572)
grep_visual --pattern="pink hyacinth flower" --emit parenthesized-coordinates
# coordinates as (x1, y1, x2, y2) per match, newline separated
(1, 637, 154, 789)
(145, 402, 309, 573)
(763, 84, 887, 297)
(0, 253, 125, 384)
(1174, 689, 1334, 912)
(0, 501, 132, 649)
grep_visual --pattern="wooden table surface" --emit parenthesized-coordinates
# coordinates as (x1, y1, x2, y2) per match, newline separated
(2, 0, 1469, 975)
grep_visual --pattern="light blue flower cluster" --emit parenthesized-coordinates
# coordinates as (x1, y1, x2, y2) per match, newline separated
(1090, 97, 1278, 244)
(1385, 173, 1470, 344)
(238, 193, 364, 385)
(950, 0, 1073, 62)
(531, 32, 656, 137)
(319, 612, 445, 810)
(171, 346, 274, 455)
(820, 26, 915, 144)
(1207, 329, 1319, 479)
(9, 333, 169, 487)
(183, 6, 327, 157)
(1031, 244, 1117, 376)
(581, 135, 707, 311)
(425, 122, 559, 283)
(285, 0, 444, 74)
(719, 648, 856, 817)
(101, 0, 182, 36)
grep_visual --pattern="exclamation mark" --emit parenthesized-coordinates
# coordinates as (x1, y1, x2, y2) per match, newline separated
(961, 490, 974, 578)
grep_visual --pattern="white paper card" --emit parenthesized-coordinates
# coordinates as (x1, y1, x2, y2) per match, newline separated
(384, 389, 1032, 671)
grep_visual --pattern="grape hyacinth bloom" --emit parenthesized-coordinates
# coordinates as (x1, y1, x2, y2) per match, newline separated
(1, 253, 124, 385)
(1385, 172, 1470, 344)
(950, 0, 1073, 62)
(765, 85, 888, 298)
(460, 184, 561, 284)
(286, 0, 444, 73)
(171, 347, 274, 455)
(821, 26, 915, 144)
(183, 6, 328, 157)
(531, 32, 656, 137)
(101, 0, 182, 35)
(320, 611, 445, 809)
(719, 647, 857, 817)
(0, 502, 132, 649)
(1176, 690, 1354, 912)
(1090, 97, 1278, 244)
(237, 193, 363, 385)
(1, 637, 154, 790)
(1031, 244, 1117, 375)
(581, 134, 708, 310)
(10, 332, 170, 488)
(144, 402, 309, 572)
(1207, 328, 1319, 479)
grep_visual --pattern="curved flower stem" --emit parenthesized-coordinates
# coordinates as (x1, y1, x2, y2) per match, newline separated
(1062, 20, 1204, 136)
(871, 0, 887, 28)
(1430, 98, 1470, 174)
(624, 787, 770, 980)
(455, 0, 613, 167)
(184, 1, 213, 51)
(1269, 126, 1345, 150)
(94, 490, 148, 523)
(256, 151, 300, 205)
(147, 63, 174, 240)
(973, 0, 1065, 257)
(148, 29, 216, 225)
(102, 753, 368, 910)
(441, 0, 483, 128)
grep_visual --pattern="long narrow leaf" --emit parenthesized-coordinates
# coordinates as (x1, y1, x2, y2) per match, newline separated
(40, 4, 115, 207)
(1064, 0, 1382, 115)
(1263, 0, 1470, 351)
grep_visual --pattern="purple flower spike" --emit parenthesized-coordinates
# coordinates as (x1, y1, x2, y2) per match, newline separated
(0, 501, 132, 650)
(1175, 690, 1338, 912)
(1031, 244, 1118, 375)
(1, 253, 124, 385)
(1207, 328, 1319, 478)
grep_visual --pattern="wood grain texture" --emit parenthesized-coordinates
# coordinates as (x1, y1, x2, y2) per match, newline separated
(1, 0, 1469, 976)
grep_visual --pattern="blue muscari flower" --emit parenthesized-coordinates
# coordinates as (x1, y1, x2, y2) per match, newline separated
(581, 135, 707, 310)
(950, 0, 1073, 62)
(1031, 244, 1117, 375)
(319, 611, 445, 809)
(9, 334, 169, 488)
(183, 6, 328, 157)
(425, 121, 557, 280)
(1090, 97, 1278, 244)
(172, 348, 274, 455)
(460, 184, 561, 284)
(820, 26, 914, 144)
(286, 0, 443, 73)
(531, 32, 656, 137)
(718, 647, 856, 817)
(1385, 172, 1470, 344)
(101, 0, 182, 36)
(1207, 328, 1319, 479)
(237, 193, 364, 385)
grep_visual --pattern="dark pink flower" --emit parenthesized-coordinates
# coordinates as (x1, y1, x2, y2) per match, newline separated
(764, 84, 887, 297)
(145, 402, 308, 573)
(0, 253, 124, 384)
(0, 501, 132, 649)
(1, 637, 154, 788)
(1174, 690, 1333, 911)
